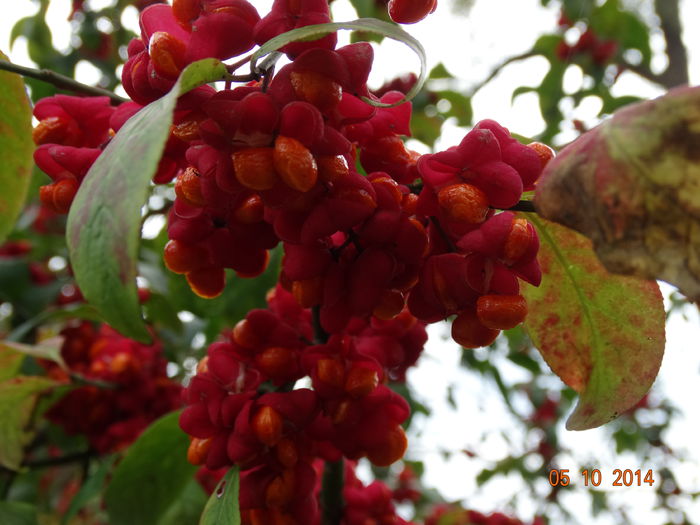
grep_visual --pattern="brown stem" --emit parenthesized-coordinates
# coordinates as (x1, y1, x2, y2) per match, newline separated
(624, 0, 688, 88)
(226, 52, 255, 74)
(0, 59, 126, 104)
(653, 0, 688, 87)
(504, 200, 536, 213)
(228, 72, 260, 83)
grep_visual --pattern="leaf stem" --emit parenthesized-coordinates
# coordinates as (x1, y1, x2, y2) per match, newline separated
(0, 59, 126, 104)
(69, 371, 118, 390)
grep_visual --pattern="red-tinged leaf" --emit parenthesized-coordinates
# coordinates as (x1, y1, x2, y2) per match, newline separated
(66, 59, 227, 343)
(0, 376, 60, 470)
(534, 85, 700, 302)
(0, 51, 33, 243)
(523, 216, 665, 430)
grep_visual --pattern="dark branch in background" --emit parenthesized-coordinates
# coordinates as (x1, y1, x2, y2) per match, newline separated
(652, 0, 688, 87)
(617, 0, 688, 89)
(0, 59, 127, 104)
(470, 0, 688, 91)
(468, 52, 537, 96)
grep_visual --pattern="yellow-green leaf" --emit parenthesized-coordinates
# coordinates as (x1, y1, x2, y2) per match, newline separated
(523, 216, 665, 430)
(0, 53, 33, 243)
(0, 376, 59, 470)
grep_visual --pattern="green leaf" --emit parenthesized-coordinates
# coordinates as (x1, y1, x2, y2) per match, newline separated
(599, 92, 642, 114)
(66, 58, 227, 343)
(436, 90, 472, 126)
(429, 63, 453, 79)
(250, 18, 427, 108)
(61, 455, 117, 525)
(523, 217, 665, 430)
(506, 351, 541, 375)
(590, 0, 651, 66)
(0, 52, 34, 244)
(511, 85, 536, 102)
(531, 34, 563, 56)
(158, 478, 208, 525)
(348, 0, 379, 18)
(0, 376, 59, 470)
(105, 411, 197, 525)
(0, 501, 38, 525)
(105, 412, 197, 525)
(199, 466, 240, 525)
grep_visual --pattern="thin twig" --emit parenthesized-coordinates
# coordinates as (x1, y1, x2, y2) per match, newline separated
(228, 72, 260, 83)
(468, 52, 537, 95)
(226, 52, 255, 74)
(22, 450, 93, 469)
(0, 59, 126, 104)
(429, 216, 457, 252)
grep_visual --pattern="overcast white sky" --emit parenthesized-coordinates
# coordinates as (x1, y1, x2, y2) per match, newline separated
(2, 1, 700, 523)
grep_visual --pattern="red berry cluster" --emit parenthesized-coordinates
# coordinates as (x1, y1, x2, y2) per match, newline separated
(32, 95, 115, 213)
(555, 25, 618, 65)
(342, 460, 411, 525)
(180, 284, 427, 523)
(41, 322, 182, 453)
(29, 1, 554, 520)
(412, 120, 552, 347)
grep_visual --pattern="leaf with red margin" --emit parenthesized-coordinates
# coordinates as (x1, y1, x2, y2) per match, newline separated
(523, 216, 665, 430)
